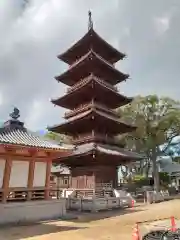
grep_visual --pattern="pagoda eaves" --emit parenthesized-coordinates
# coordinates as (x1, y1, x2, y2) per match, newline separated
(54, 143, 142, 167)
(48, 108, 136, 136)
(58, 28, 125, 65)
(51, 76, 133, 110)
(55, 50, 129, 86)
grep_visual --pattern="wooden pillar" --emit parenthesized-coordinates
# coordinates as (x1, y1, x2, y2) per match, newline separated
(2, 158, 12, 203)
(57, 176, 60, 199)
(27, 160, 35, 200)
(45, 160, 52, 200)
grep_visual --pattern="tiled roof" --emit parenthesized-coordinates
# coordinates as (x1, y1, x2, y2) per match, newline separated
(58, 142, 143, 159)
(58, 28, 125, 64)
(0, 119, 69, 150)
(55, 50, 128, 86)
(48, 109, 136, 134)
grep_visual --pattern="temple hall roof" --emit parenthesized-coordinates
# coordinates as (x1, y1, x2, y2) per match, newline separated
(0, 127, 67, 149)
(0, 108, 69, 150)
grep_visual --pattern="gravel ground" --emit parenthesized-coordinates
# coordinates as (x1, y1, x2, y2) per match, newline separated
(0, 199, 180, 240)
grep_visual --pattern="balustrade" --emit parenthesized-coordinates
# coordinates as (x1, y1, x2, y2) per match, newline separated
(72, 133, 116, 145)
(0, 187, 58, 203)
(67, 74, 118, 94)
(65, 101, 117, 119)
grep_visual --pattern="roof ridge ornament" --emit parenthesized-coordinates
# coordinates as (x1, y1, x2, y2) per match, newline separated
(88, 10, 93, 30)
(9, 107, 20, 120)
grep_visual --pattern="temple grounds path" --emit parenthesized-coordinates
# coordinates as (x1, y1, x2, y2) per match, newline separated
(0, 199, 180, 240)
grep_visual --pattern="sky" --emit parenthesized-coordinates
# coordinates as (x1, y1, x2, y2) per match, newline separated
(0, 0, 180, 131)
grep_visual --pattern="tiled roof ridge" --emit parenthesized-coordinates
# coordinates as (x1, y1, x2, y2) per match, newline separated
(0, 126, 69, 150)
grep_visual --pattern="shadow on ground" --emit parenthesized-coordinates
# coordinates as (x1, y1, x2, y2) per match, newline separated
(67, 207, 145, 223)
(0, 222, 86, 240)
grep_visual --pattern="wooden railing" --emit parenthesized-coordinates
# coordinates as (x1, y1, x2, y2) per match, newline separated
(67, 75, 91, 93)
(65, 102, 91, 118)
(65, 101, 118, 119)
(72, 133, 116, 145)
(0, 187, 54, 203)
(5, 189, 46, 202)
(95, 76, 118, 91)
(67, 74, 118, 94)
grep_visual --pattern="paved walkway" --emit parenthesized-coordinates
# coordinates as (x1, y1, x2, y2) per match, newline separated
(0, 199, 180, 240)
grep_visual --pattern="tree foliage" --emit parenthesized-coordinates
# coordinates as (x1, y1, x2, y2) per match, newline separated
(45, 131, 72, 144)
(117, 95, 180, 191)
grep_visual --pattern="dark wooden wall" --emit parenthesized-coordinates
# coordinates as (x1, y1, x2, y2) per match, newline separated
(71, 165, 118, 189)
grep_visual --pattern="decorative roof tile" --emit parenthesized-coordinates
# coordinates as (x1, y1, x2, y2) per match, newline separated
(0, 127, 68, 149)
(0, 108, 70, 150)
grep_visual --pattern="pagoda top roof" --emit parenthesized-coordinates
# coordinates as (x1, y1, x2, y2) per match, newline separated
(0, 107, 68, 150)
(58, 28, 125, 65)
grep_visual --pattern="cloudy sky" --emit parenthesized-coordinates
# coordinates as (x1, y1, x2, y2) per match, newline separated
(0, 0, 180, 131)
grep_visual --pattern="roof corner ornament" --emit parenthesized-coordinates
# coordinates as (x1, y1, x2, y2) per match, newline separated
(10, 107, 20, 120)
(88, 10, 93, 30)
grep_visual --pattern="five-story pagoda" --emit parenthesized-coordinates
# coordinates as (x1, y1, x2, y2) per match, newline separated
(48, 12, 141, 196)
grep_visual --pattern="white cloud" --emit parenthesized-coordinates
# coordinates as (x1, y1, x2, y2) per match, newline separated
(25, 99, 45, 130)
(0, 92, 3, 106)
(123, 27, 130, 37)
(0, 0, 180, 131)
(154, 16, 170, 35)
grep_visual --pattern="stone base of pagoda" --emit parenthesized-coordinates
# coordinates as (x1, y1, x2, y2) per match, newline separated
(0, 199, 66, 225)
(67, 195, 132, 212)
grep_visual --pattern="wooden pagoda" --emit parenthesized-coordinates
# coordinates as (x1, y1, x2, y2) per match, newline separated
(48, 12, 141, 196)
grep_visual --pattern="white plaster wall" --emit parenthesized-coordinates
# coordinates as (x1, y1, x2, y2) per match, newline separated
(0, 159, 5, 188)
(33, 162, 46, 187)
(9, 161, 29, 188)
(0, 199, 66, 224)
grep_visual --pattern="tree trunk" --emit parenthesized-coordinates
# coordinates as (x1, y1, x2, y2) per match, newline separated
(152, 148, 160, 192)
(120, 166, 129, 179)
(145, 161, 151, 178)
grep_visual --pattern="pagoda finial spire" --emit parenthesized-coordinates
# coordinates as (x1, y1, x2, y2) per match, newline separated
(88, 10, 93, 30)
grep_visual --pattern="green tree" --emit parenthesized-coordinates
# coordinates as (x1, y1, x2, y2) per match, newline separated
(45, 131, 72, 144)
(118, 95, 180, 191)
(172, 156, 180, 164)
